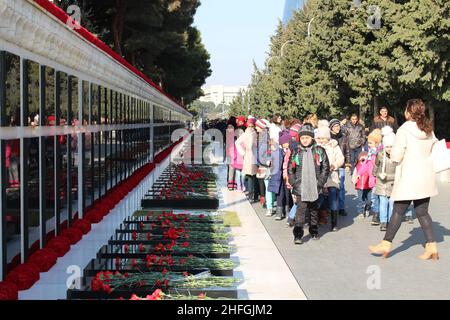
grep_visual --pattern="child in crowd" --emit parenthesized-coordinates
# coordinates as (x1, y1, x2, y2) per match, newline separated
(353, 151, 376, 218)
(315, 123, 345, 232)
(288, 124, 330, 244)
(366, 129, 383, 225)
(268, 130, 292, 220)
(372, 127, 397, 231)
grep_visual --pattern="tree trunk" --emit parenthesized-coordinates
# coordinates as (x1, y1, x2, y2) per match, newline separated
(112, 0, 126, 56)
(428, 99, 435, 128)
(374, 96, 379, 119)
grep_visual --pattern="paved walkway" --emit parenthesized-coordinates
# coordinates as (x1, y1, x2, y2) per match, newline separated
(250, 174, 450, 300)
(215, 165, 306, 300)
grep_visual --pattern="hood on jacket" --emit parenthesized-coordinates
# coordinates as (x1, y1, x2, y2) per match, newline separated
(401, 121, 431, 140)
(320, 139, 339, 150)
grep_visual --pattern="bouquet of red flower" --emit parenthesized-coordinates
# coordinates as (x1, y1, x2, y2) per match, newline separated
(46, 236, 71, 257)
(28, 248, 58, 272)
(5, 262, 40, 291)
(0, 281, 19, 300)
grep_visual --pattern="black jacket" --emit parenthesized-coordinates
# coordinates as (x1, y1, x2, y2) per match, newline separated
(344, 122, 366, 150)
(331, 131, 351, 167)
(287, 144, 330, 197)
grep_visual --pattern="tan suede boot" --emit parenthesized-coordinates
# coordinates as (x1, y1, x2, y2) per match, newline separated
(419, 242, 439, 261)
(369, 240, 392, 258)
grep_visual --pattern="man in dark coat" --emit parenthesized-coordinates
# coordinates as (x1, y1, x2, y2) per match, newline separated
(329, 119, 351, 216)
(371, 106, 398, 132)
(288, 124, 330, 244)
(344, 114, 366, 171)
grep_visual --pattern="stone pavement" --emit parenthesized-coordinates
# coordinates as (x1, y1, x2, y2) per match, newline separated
(215, 165, 306, 300)
(250, 175, 450, 300)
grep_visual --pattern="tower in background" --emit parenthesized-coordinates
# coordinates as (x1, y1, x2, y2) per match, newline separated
(283, 0, 304, 25)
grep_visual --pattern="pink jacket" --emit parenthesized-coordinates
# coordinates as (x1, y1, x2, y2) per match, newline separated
(353, 157, 376, 190)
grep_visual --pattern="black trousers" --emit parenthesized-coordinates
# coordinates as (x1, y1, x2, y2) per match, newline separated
(295, 196, 319, 234)
(384, 198, 434, 243)
(257, 178, 266, 199)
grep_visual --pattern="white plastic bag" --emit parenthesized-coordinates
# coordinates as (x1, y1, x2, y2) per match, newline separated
(432, 139, 450, 173)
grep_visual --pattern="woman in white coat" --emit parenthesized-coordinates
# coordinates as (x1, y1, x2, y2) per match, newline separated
(235, 118, 258, 202)
(315, 123, 345, 232)
(369, 99, 439, 260)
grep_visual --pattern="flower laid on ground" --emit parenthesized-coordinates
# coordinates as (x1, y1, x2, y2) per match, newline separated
(72, 218, 92, 234)
(61, 228, 83, 245)
(5, 263, 40, 291)
(46, 236, 71, 257)
(28, 248, 58, 272)
(0, 281, 19, 300)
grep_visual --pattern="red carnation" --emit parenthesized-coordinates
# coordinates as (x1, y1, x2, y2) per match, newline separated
(28, 248, 58, 272)
(5, 263, 40, 291)
(46, 236, 71, 257)
(132, 231, 137, 241)
(146, 233, 151, 241)
(198, 293, 206, 300)
(131, 259, 137, 268)
(61, 228, 83, 245)
(72, 219, 91, 234)
(0, 281, 19, 300)
(199, 214, 205, 219)
(124, 244, 129, 253)
(115, 257, 121, 266)
(181, 242, 190, 248)
(139, 244, 145, 253)
(140, 222, 145, 229)
(85, 210, 103, 224)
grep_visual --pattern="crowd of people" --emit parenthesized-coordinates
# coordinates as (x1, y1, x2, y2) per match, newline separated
(224, 100, 441, 260)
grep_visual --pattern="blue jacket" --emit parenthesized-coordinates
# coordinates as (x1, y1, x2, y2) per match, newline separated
(268, 147, 286, 194)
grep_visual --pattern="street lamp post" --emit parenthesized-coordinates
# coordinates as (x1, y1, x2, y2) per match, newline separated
(308, 17, 315, 38)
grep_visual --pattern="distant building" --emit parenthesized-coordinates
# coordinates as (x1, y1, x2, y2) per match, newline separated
(199, 85, 248, 106)
(283, 0, 304, 25)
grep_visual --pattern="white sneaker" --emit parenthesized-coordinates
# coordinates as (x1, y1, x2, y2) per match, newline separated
(266, 209, 274, 217)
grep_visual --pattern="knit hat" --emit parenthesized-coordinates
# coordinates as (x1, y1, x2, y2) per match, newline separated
(256, 119, 270, 129)
(329, 119, 341, 130)
(381, 126, 396, 147)
(315, 126, 331, 140)
(298, 124, 315, 138)
(279, 130, 291, 145)
(317, 119, 330, 128)
(246, 117, 256, 127)
(368, 128, 382, 145)
(289, 123, 302, 137)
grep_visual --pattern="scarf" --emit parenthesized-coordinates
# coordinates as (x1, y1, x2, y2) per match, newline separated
(300, 145, 319, 202)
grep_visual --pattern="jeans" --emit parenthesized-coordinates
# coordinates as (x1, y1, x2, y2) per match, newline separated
(338, 168, 346, 210)
(350, 147, 362, 172)
(379, 196, 394, 223)
(227, 165, 235, 184)
(319, 194, 329, 210)
(357, 189, 372, 212)
(405, 204, 414, 218)
(371, 192, 380, 214)
(328, 187, 339, 211)
(245, 175, 256, 197)
(235, 170, 244, 191)
(384, 198, 434, 243)
(264, 179, 275, 210)
(277, 180, 291, 208)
